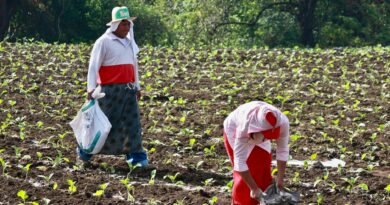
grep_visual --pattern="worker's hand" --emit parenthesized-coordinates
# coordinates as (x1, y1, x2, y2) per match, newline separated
(87, 90, 95, 100)
(136, 90, 141, 101)
(250, 188, 266, 204)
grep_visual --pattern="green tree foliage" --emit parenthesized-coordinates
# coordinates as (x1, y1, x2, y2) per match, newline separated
(7, 0, 168, 45)
(3, 0, 390, 47)
(316, 0, 390, 47)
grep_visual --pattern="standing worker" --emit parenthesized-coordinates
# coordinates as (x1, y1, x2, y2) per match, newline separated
(223, 101, 290, 204)
(77, 6, 148, 167)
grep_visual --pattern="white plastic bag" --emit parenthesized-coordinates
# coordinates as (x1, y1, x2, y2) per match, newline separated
(69, 86, 112, 154)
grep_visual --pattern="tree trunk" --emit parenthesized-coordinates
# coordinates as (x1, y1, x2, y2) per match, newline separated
(297, 0, 317, 47)
(0, 0, 19, 41)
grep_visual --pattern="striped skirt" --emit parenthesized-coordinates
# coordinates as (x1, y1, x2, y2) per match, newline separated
(97, 83, 144, 155)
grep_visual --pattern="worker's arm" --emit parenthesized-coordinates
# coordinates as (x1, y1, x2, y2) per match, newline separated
(238, 170, 258, 191)
(276, 160, 287, 190)
(275, 115, 290, 190)
(239, 170, 265, 202)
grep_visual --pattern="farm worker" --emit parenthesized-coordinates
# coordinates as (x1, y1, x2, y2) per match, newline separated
(223, 101, 290, 205)
(77, 6, 148, 167)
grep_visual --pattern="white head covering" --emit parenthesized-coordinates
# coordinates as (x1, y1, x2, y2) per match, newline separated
(108, 21, 121, 32)
(247, 104, 282, 134)
(104, 20, 139, 55)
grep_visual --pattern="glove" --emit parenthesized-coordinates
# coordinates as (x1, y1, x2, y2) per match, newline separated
(250, 188, 267, 204)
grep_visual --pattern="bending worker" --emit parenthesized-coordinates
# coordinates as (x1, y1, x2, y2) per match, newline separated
(223, 101, 290, 204)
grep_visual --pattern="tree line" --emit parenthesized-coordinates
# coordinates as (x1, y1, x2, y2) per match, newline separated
(1, 0, 389, 48)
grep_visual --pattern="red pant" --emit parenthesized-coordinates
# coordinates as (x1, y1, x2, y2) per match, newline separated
(224, 132, 272, 205)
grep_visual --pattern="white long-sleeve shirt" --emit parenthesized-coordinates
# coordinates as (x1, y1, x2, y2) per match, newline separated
(87, 28, 140, 91)
(224, 101, 290, 172)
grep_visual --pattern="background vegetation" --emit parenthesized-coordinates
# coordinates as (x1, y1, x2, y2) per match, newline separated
(1, 0, 389, 48)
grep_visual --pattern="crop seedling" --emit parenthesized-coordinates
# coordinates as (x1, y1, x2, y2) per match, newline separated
(120, 177, 135, 202)
(207, 196, 218, 205)
(164, 172, 184, 185)
(149, 169, 157, 185)
(38, 173, 54, 186)
(67, 179, 77, 194)
(12, 146, 23, 159)
(18, 163, 32, 180)
(341, 176, 359, 192)
(100, 162, 115, 173)
(203, 145, 216, 156)
(17, 190, 28, 204)
(173, 198, 186, 205)
(357, 183, 369, 192)
(93, 183, 109, 197)
(47, 151, 64, 168)
(126, 161, 142, 178)
(292, 172, 300, 183)
(36, 152, 43, 161)
(0, 157, 10, 175)
(52, 182, 58, 190)
(188, 138, 196, 150)
(147, 198, 162, 205)
(202, 178, 215, 186)
(316, 193, 323, 205)
(385, 184, 390, 193)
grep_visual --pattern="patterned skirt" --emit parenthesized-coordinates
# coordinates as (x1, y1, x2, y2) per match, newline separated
(97, 83, 144, 155)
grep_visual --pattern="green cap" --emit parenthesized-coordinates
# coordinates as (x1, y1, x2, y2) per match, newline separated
(106, 6, 136, 26)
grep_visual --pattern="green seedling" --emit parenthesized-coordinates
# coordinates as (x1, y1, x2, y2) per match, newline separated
(147, 198, 162, 205)
(36, 152, 43, 161)
(18, 163, 31, 180)
(174, 198, 186, 205)
(100, 162, 115, 173)
(38, 173, 54, 185)
(47, 151, 63, 168)
(36, 121, 44, 128)
(188, 138, 196, 150)
(342, 176, 359, 192)
(149, 169, 157, 185)
(204, 145, 216, 156)
(8, 100, 16, 107)
(120, 177, 135, 202)
(17, 190, 28, 204)
(303, 160, 309, 170)
(12, 146, 23, 158)
(16, 189, 38, 204)
(385, 184, 390, 192)
(292, 172, 300, 183)
(316, 193, 323, 205)
(126, 162, 142, 178)
(310, 153, 317, 160)
(93, 182, 109, 197)
(53, 182, 58, 190)
(226, 180, 233, 191)
(164, 172, 183, 185)
(67, 179, 77, 194)
(207, 196, 218, 205)
(357, 183, 369, 191)
(0, 157, 10, 175)
(202, 178, 215, 186)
